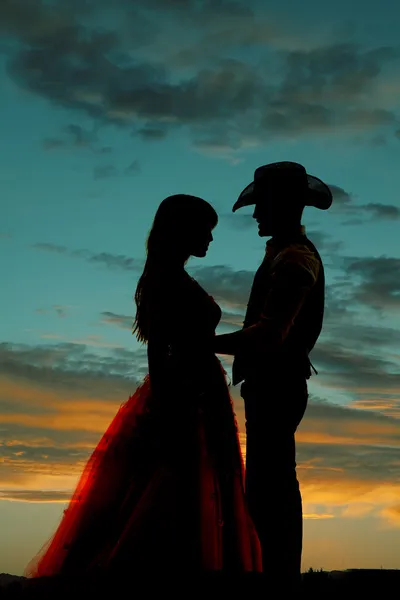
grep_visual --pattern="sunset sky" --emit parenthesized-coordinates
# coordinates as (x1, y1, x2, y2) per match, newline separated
(1, 0, 400, 577)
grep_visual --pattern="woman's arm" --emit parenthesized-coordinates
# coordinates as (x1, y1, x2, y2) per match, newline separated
(213, 326, 283, 355)
(213, 330, 242, 355)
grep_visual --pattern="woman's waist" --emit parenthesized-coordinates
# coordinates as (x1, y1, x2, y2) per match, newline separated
(165, 349, 226, 393)
(168, 343, 217, 365)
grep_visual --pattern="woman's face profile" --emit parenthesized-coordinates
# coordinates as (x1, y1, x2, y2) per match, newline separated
(188, 221, 214, 258)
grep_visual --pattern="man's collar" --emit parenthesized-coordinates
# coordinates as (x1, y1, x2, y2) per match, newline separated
(266, 225, 306, 249)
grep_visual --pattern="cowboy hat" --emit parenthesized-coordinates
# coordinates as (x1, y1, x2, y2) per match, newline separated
(232, 161, 333, 212)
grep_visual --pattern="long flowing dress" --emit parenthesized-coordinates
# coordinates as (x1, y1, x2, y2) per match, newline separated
(25, 272, 261, 577)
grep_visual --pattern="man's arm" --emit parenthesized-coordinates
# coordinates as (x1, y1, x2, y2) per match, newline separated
(213, 245, 320, 356)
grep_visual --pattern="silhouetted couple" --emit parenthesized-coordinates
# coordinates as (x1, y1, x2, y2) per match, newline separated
(25, 162, 332, 593)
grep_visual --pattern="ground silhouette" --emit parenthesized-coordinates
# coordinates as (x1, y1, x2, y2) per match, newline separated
(1, 569, 399, 598)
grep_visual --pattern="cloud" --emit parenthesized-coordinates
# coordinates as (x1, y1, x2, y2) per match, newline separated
(192, 135, 246, 163)
(259, 44, 399, 140)
(311, 338, 400, 399)
(54, 305, 67, 318)
(360, 203, 400, 220)
(295, 229, 343, 257)
(94, 160, 139, 178)
(329, 185, 354, 207)
(1, 289, 400, 525)
(42, 137, 65, 150)
(294, 398, 400, 524)
(327, 185, 399, 223)
(36, 305, 70, 318)
(124, 159, 141, 175)
(42, 123, 98, 152)
(85, 251, 141, 271)
(2, 0, 399, 150)
(65, 123, 96, 147)
(1, 357, 399, 528)
(302, 273, 400, 409)
(344, 256, 400, 311)
(101, 311, 133, 330)
(0, 346, 148, 494)
(68, 335, 124, 349)
(371, 133, 387, 146)
(303, 513, 334, 520)
(32, 242, 68, 254)
(0, 341, 146, 394)
(93, 164, 119, 180)
(323, 318, 400, 351)
(0, 490, 72, 503)
(220, 310, 245, 329)
(382, 505, 400, 526)
(137, 126, 168, 141)
(32, 243, 142, 272)
(0, 340, 147, 493)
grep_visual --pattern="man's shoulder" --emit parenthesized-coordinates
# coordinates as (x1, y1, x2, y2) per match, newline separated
(272, 241, 321, 285)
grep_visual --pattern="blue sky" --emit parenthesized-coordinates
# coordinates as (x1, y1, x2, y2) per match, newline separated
(1, 0, 400, 576)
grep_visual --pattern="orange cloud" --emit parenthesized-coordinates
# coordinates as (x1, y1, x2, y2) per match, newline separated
(381, 505, 400, 527)
(297, 430, 400, 447)
(0, 377, 128, 434)
(303, 513, 335, 520)
(301, 478, 400, 508)
(1, 369, 400, 532)
(0, 490, 71, 503)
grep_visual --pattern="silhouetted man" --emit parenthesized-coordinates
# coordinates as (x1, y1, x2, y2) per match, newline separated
(214, 161, 332, 591)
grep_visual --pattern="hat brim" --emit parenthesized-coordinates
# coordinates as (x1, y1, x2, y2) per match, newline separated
(232, 174, 333, 212)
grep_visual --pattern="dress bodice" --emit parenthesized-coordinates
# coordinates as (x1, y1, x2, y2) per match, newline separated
(162, 271, 221, 354)
(147, 270, 222, 395)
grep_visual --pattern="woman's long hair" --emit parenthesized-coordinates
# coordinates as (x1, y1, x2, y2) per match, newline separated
(133, 194, 218, 343)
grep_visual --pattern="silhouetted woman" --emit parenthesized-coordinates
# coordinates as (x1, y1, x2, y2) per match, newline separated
(25, 195, 261, 578)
